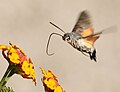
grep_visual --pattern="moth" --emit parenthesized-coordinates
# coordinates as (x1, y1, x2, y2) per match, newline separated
(46, 10, 114, 62)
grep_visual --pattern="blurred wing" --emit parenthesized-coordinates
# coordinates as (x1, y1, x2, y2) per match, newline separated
(83, 25, 117, 39)
(83, 31, 101, 47)
(85, 36, 100, 47)
(72, 10, 94, 37)
(81, 27, 94, 37)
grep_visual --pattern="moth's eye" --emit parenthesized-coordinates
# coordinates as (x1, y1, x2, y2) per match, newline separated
(66, 36, 70, 41)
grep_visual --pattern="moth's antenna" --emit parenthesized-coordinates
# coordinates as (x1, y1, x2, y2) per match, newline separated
(49, 22, 65, 33)
(46, 32, 63, 56)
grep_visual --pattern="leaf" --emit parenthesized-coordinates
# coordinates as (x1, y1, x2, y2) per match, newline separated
(0, 86, 14, 92)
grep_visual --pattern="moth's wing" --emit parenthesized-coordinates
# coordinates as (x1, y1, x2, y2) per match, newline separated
(72, 10, 94, 37)
(83, 27, 112, 47)
(83, 25, 117, 39)
(84, 36, 100, 47)
(81, 28, 94, 37)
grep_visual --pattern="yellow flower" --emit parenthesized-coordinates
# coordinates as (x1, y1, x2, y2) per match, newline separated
(40, 68, 65, 92)
(54, 86, 63, 92)
(41, 68, 57, 79)
(8, 52, 20, 64)
(0, 42, 36, 85)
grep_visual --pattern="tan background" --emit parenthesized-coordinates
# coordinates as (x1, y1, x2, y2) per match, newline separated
(0, 0, 120, 92)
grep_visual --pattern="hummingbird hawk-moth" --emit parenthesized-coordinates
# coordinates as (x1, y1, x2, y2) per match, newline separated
(46, 10, 114, 62)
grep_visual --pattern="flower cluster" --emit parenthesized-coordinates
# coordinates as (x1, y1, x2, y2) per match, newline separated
(40, 68, 65, 92)
(0, 42, 36, 85)
(0, 42, 66, 92)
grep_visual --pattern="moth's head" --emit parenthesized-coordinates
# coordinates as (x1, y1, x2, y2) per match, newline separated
(62, 33, 71, 42)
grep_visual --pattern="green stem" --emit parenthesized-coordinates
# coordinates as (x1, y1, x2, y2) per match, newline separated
(0, 64, 15, 89)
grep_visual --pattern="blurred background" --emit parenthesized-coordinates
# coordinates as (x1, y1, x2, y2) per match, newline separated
(0, 0, 120, 92)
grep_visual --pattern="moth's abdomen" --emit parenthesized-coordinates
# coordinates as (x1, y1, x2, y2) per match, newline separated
(68, 39, 97, 61)
(68, 39, 79, 49)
